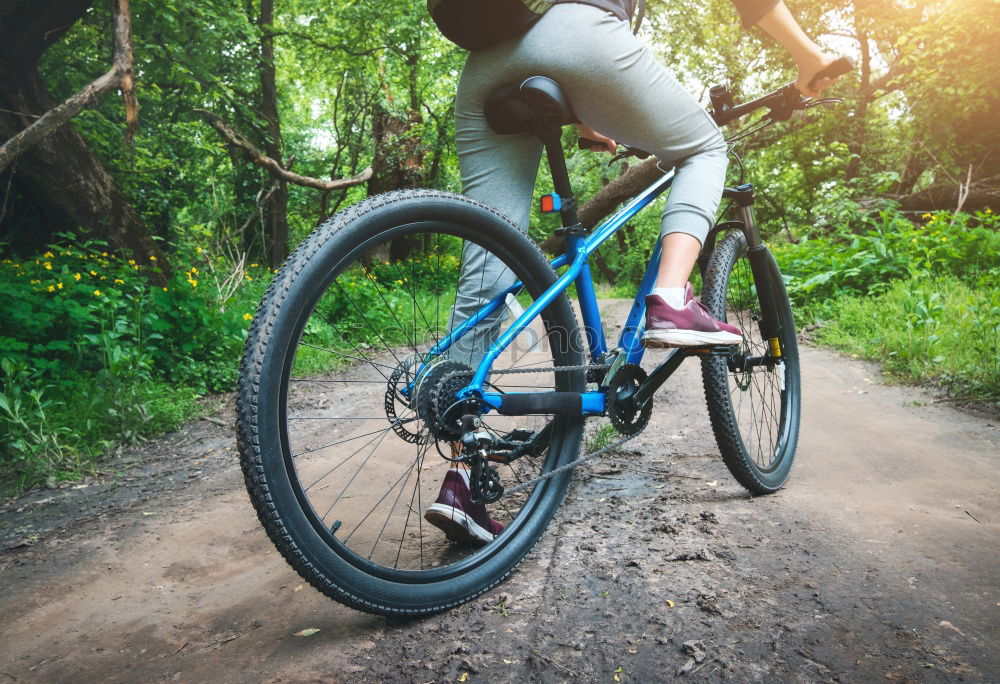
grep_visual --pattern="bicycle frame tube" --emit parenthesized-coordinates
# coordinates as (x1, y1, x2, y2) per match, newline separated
(450, 167, 677, 411)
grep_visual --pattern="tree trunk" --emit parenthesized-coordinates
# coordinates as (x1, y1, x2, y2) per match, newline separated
(0, 0, 168, 275)
(368, 50, 427, 262)
(257, 0, 288, 269)
(844, 2, 871, 182)
(886, 175, 1000, 213)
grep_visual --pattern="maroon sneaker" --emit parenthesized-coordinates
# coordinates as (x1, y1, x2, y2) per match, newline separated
(424, 469, 504, 544)
(642, 282, 742, 348)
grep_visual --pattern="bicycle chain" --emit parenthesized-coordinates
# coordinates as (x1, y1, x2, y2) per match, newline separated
(434, 363, 640, 500)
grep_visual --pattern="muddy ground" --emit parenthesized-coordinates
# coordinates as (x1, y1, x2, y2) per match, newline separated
(1, 301, 998, 683)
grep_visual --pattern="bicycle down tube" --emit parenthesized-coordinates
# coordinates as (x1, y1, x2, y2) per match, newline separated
(443, 167, 678, 413)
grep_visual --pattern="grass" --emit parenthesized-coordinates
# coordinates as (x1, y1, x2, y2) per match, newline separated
(814, 276, 999, 403)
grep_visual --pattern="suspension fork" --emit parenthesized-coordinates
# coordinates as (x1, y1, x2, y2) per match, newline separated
(739, 208, 784, 356)
(708, 185, 785, 357)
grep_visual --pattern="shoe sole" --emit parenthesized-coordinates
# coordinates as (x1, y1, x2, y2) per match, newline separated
(642, 329, 742, 348)
(424, 504, 496, 544)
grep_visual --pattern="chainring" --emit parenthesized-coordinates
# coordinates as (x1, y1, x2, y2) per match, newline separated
(606, 364, 652, 436)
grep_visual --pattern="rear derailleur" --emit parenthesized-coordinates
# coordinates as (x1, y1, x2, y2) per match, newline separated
(458, 415, 551, 504)
(460, 415, 504, 505)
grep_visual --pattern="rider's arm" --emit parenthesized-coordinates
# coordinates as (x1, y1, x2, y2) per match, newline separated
(752, 1, 839, 97)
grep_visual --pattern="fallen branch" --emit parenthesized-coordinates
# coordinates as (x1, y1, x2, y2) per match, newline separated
(195, 109, 372, 191)
(0, 0, 137, 173)
(540, 157, 664, 254)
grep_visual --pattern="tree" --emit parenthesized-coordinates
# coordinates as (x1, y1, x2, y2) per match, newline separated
(0, 0, 168, 272)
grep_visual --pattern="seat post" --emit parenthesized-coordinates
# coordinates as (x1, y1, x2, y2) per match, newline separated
(540, 130, 580, 228)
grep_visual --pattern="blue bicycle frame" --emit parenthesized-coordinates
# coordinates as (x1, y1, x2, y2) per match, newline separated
(420, 166, 681, 418)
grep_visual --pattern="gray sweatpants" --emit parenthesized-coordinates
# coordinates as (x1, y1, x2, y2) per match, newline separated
(447, 2, 728, 366)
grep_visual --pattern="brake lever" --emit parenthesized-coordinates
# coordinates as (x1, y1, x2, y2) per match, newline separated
(803, 97, 844, 108)
(608, 145, 651, 165)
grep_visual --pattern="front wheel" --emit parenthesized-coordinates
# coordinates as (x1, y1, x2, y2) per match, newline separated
(700, 231, 801, 494)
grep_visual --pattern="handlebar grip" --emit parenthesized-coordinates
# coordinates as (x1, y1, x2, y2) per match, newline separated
(809, 56, 855, 89)
(578, 137, 607, 151)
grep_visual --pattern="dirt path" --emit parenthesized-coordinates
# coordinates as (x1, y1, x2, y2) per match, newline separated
(2, 301, 997, 683)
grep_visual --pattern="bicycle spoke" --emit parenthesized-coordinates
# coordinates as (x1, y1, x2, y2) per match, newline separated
(332, 279, 406, 369)
(305, 427, 388, 491)
(272, 222, 575, 574)
(361, 263, 420, 357)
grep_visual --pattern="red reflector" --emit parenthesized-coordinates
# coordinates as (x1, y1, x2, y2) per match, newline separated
(540, 195, 554, 212)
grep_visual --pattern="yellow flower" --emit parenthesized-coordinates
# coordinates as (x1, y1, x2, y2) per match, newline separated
(43, 251, 53, 258)
(251, 263, 259, 268)
(114, 278, 125, 284)
(195, 246, 203, 254)
(43, 261, 52, 270)
(128, 259, 136, 265)
(245, 275, 253, 281)
(102, 251, 108, 257)
(985, 208, 993, 214)
(74, 272, 81, 281)
(47, 285, 55, 292)
(243, 313, 253, 321)
(90, 270, 97, 276)
(922, 213, 932, 219)
(190, 266, 199, 275)
(188, 278, 198, 288)
(93, 289, 102, 296)
(30, 279, 39, 284)
(162, 287, 168, 292)
(941, 236, 947, 242)
(149, 255, 157, 261)
(57, 282, 63, 290)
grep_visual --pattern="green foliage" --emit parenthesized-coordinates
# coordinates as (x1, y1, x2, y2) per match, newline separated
(815, 277, 999, 403)
(775, 208, 1000, 321)
(0, 239, 273, 492)
(0, 236, 460, 493)
(774, 207, 999, 402)
(0, 359, 77, 486)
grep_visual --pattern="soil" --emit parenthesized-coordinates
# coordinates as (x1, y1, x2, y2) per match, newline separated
(1, 300, 998, 683)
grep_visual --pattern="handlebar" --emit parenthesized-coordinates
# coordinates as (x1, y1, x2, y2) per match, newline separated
(578, 56, 855, 162)
(711, 56, 855, 127)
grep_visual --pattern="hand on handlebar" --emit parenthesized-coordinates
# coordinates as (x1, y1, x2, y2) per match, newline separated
(575, 123, 617, 154)
(796, 53, 849, 97)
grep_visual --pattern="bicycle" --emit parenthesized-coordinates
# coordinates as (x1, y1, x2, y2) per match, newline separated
(236, 58, 853, 616)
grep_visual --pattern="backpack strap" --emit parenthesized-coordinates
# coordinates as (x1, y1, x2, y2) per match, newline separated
(632, 0, 646, 34)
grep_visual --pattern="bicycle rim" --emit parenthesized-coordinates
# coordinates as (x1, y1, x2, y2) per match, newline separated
(275, 220, 579, 578)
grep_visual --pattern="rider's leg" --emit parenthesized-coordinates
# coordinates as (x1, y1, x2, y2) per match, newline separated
(446, 61, 544, 369)
(653, 233, 702, 307)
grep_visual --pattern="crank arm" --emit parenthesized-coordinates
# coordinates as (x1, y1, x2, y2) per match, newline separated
(632, 346, 731, 406)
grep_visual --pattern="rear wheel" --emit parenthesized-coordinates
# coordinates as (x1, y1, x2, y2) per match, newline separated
(236, 190, 585, 615)
(700, 231, 801, 494)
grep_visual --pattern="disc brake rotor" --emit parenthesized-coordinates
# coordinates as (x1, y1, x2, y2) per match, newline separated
(384, 354, 423, 443)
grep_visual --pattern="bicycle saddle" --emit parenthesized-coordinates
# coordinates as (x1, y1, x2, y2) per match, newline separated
(484, 76, 579, 136)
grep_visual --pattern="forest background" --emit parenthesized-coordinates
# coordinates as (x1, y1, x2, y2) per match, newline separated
(0, 0, 997, 492)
